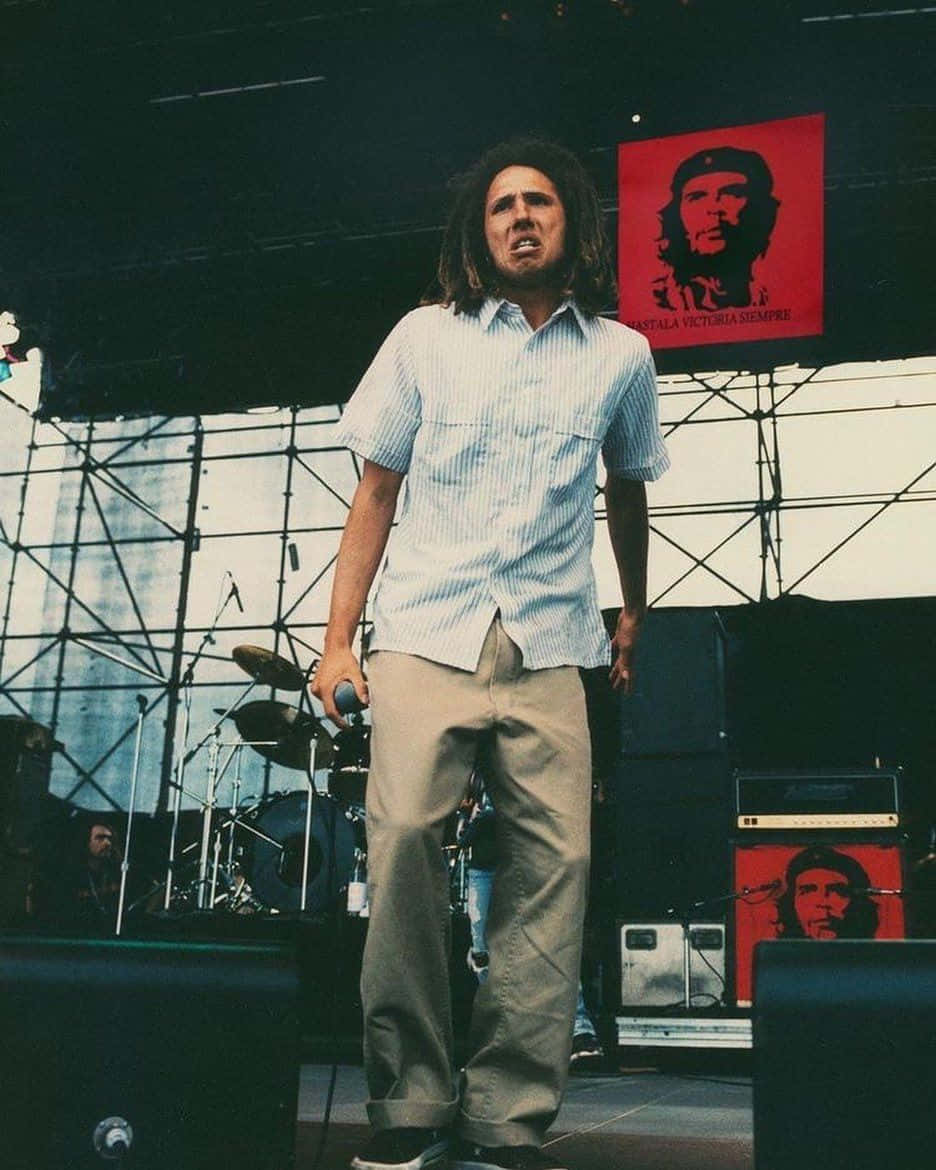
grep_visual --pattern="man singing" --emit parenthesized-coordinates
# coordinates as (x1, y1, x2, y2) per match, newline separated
(312, 138, 669, 1170)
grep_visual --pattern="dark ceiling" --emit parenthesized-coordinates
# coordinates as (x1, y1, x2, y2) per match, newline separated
(3, 0, 934, 418)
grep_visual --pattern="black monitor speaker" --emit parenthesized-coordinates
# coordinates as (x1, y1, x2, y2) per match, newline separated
(753, 939, 936, 1170)
(0, 936, 300, 1169)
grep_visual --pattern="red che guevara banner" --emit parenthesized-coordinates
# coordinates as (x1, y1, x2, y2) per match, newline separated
(618, 114, 824, 348)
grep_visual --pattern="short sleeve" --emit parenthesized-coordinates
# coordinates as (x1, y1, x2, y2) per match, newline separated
(602, 337, 670, 481)
(334, 313, 421, 473)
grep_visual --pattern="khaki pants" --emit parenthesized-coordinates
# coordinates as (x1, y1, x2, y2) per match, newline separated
(362, 618, 592, 1147)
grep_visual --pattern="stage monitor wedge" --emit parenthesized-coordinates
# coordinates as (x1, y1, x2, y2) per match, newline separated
(753, 940, 936, 1170)
(0, 937, 301, 1170)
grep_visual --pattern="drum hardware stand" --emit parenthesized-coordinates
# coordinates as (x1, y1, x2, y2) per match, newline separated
(294, 656, 324, 916)
(166, 729, 281, 910)
(212, 746, 246, 907)
(299, 737, 318, 914)
(115, 693, 149, 936)
(197, 735, 285, 910)
(226, 747, 244, 875)
(151, 804, 283, 913)
(206, 743, 278, 910)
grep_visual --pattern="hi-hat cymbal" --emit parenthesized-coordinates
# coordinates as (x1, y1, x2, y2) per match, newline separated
(232, 645, 307, 691)
(225, 700, 334, 771)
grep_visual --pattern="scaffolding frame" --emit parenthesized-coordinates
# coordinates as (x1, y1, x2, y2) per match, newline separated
(2, 360, 936, 811)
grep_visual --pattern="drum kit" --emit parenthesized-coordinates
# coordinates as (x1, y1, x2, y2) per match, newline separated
(154, 642, 471, 924)
(154, 643, 371, 921)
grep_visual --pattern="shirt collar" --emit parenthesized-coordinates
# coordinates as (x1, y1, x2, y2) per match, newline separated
(479, 295, 589, 335)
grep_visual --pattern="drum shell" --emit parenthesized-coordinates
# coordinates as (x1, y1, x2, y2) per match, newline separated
(243, 792, 354, 913)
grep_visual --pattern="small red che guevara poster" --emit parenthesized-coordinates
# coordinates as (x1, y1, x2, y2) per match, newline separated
(733, 841, 905, 1006)
(618, 114, 824, 349)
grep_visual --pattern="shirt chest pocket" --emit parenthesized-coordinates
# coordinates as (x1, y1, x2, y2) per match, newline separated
(548, 409, 606, 498)
(416, 404, 492, 486)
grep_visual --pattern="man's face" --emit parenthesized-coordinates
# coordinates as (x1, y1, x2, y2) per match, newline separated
(679, 170, 750, 256)
(793, 867, 851, 939)
(88, 825, 115, 860)
(483, 165, 567, 292)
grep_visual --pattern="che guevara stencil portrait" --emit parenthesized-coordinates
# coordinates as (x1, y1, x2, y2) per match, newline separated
(618, 114, 824, 349)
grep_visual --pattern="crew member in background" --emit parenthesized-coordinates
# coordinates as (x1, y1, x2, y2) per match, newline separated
(31, 819, 123, 932)
(312, 137, 668, 1170)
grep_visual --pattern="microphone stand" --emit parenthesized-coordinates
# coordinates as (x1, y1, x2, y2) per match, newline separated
(196, 728, 221, 911)
(116, 694, 148, 936)
(162, 579, 241, 911)
(297, 660, 326, 915)
(667, 880, 779, 1010)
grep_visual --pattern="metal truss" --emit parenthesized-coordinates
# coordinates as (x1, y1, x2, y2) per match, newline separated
(593, 361, 936, 607)
(0, 405, 364, 813)
(3, 358, 936, 811)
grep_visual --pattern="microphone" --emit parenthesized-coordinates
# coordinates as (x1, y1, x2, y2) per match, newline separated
(740, 879, 782, 896)
(334, 680, 366, 715)
(229, 577, 244, 613)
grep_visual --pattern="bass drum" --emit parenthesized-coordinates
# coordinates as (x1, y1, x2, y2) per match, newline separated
(244, 792, 355, 914)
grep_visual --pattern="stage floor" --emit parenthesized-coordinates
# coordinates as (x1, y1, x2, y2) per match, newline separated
(296, 1062, 754, 1170)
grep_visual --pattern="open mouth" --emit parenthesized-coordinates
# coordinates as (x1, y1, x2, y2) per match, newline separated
(510, 237, 541, 254)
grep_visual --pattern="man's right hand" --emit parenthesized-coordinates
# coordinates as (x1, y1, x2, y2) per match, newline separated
(309, 460, 402, 727)
(310, 647, 369, 729)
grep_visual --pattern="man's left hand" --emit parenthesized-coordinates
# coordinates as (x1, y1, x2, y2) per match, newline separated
(610, 608, 643, 694)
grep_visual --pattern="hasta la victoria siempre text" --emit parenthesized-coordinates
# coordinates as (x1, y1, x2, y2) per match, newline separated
(626, 307, 793, 331)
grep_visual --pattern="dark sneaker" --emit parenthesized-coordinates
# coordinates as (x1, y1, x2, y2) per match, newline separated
(351, 1127, 448, 1170)
(449, 1139, 568, 1170)
(568, 1031, 604, 1071)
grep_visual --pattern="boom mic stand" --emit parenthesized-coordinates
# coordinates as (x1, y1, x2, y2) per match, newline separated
(163, 578, 246, 911)
(667, 880, 780, 1010)
(115, 693, 149, 936)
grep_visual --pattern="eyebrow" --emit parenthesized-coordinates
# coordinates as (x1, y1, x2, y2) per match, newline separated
(489, 190, 555, 212)
(683, 180, 749, 199)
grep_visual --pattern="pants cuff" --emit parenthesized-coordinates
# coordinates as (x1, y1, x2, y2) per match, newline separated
(457, 1113, 546, 1149)
(367, 1097, 459, 1132)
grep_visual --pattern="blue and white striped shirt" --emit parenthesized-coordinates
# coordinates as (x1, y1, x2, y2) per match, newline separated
(335, 297, 669, 671)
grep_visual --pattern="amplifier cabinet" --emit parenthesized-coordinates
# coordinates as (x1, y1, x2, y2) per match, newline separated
(734, 841, 905, 1006)
(734, 767, 900, 831)
(619, 920, 725, 1010)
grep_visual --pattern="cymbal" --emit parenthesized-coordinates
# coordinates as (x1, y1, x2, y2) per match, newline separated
(232, 644, 306, 691)
(225, 700, 334, 771)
